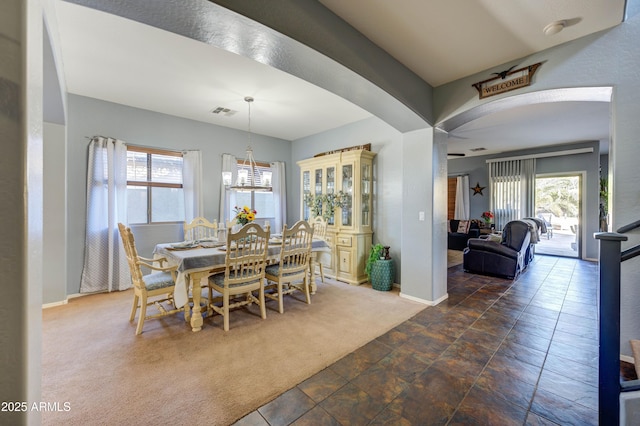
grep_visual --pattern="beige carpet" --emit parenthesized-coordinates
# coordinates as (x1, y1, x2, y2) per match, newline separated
(448, 249, 464, 268)
(42, 278, 426, 425)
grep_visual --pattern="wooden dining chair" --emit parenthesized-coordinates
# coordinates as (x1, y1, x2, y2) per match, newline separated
(184, 216, 218, 241)
(118, 223, 184, 335)
(311, 215, 329, 282)
(207, 222, 270, 331)
(264, 220, 314, 314)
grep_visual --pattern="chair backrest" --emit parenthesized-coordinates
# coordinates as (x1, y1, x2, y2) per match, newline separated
(311, 216, 327, 240)
(118, 223, 144, 290)
(223, 222, 270, 287)
(276, 220, 314, 276)
(184, 216, 217, 241)
(502, 220, 531, 251)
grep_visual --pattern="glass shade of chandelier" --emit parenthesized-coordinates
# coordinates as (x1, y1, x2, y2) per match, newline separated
(222, 96, 272, 191)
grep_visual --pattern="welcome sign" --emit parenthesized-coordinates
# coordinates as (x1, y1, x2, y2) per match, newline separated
(472, 62, 542, 99)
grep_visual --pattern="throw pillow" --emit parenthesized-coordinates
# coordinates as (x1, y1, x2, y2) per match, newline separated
(487, 233, 502, 242)
(456, 220, 470, 234)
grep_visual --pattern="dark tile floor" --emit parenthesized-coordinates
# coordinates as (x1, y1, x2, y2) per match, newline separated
(234, 255, 600, 425)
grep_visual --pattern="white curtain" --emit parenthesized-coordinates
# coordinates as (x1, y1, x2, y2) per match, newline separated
(80, 137, 130, 293)
(219, 154, 237, 226)
(182, 150, 203, 222)
(454, 175, 470, 219)
(271, 161, 287, 231)
(489, 158, 536, 229)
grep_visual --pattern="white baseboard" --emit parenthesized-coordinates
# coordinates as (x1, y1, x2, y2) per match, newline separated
(67, 292, 86, 299)
(42, 291, 109, 309)
(68, 290, 108, 299)
(42, 299, 68, 309)
(399, 292, 448, 306)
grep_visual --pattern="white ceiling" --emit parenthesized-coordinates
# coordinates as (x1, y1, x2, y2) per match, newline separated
(320, 0, 625, 88)
(52, 0, 624, 154)
(53, 0, 373, 141)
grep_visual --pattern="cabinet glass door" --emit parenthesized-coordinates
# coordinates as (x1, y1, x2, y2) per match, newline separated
(362, 163, 371, 227)
(302, 170, 310, 220)
(341, 164, 353, 226)
(326, 167, 335, 225)
(314, 169, 323, 196)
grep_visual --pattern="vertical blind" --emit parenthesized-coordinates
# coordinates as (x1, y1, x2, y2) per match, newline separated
(489, 158, 535, 230)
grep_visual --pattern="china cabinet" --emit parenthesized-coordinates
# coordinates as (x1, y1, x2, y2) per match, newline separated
(298, 149, 375, 285)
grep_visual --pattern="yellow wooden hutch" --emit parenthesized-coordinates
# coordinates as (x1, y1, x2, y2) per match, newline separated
(298, 149, 375, 285)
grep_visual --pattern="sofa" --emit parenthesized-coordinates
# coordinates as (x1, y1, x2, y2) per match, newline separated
(462, 220, 531, 279)
(447, 219, 481, 251)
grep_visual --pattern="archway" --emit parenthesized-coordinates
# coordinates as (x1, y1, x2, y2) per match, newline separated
(439, 87, 613, 268)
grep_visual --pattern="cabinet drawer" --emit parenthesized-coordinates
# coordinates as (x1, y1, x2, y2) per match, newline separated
(336, 235, 352, 247)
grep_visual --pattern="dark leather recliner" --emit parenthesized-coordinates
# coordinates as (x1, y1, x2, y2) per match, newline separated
(462, 220, 531, 279)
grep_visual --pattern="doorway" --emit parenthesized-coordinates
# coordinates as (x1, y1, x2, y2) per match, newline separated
(534, 174, 582, 258)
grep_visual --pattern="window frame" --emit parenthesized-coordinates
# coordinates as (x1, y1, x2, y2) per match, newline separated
(230, 159, 275, 222)
(126, 146, 184, 224)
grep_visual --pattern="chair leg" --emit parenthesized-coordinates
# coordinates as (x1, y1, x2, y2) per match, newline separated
(130, 294, 139, 322)
(303, 276, 311, 304)
(206, 286, 214, 317)
(258, 287, 266, 320)
(319, 264, 325, 283)
(278, 283, 284, 314)
(223, 293, 230, 331)
(136, 296, 147, 335)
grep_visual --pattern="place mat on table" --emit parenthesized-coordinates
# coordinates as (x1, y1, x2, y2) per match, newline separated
(167, 241, 225, 251)
(167, 245, 201, 251)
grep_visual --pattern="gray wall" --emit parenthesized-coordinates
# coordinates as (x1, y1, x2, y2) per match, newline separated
(448, 141, 600, 259)
(43, 122, 68, 304)
(292, 117, 405, 283)
(65, 94, 292, 295)
(435, 10, 640, 355)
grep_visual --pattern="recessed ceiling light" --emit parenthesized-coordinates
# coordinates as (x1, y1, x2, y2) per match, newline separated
(543, 20, 566, 36)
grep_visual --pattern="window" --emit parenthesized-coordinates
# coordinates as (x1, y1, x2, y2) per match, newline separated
(126, 146, 184, 224)
(229, 160, 275, 222)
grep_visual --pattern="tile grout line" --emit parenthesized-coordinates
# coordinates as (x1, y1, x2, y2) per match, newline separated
(444, 263, 547, 424)
(446, 256, 571, 424)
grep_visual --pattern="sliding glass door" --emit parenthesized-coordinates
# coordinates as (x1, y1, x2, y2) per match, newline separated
(534, 174, 582, 258)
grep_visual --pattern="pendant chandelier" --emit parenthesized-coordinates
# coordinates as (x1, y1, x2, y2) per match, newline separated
(222, 96, 272, 191)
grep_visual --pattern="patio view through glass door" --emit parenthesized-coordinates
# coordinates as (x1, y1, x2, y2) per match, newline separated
(534, 175, 581, 258)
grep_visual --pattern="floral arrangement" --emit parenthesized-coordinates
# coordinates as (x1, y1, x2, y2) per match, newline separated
(303, 191, 351, 223)
(481, 210, 494, 223)
(233, 205, 256, 225)
(303, 193, 323, 218)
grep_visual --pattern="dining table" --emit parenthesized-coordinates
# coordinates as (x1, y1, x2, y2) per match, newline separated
(153, 235, 330, 332)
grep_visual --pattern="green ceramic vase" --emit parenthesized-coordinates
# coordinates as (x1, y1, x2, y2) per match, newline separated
(371, 259, 394, 291)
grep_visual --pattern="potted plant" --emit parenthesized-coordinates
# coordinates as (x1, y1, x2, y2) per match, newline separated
(481, 210, 494, 227)
(365, 244, 384, 279)
(366, 244, 394, 291)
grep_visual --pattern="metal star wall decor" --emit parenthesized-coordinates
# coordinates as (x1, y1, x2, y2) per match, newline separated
(471, 182, 486, 196)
